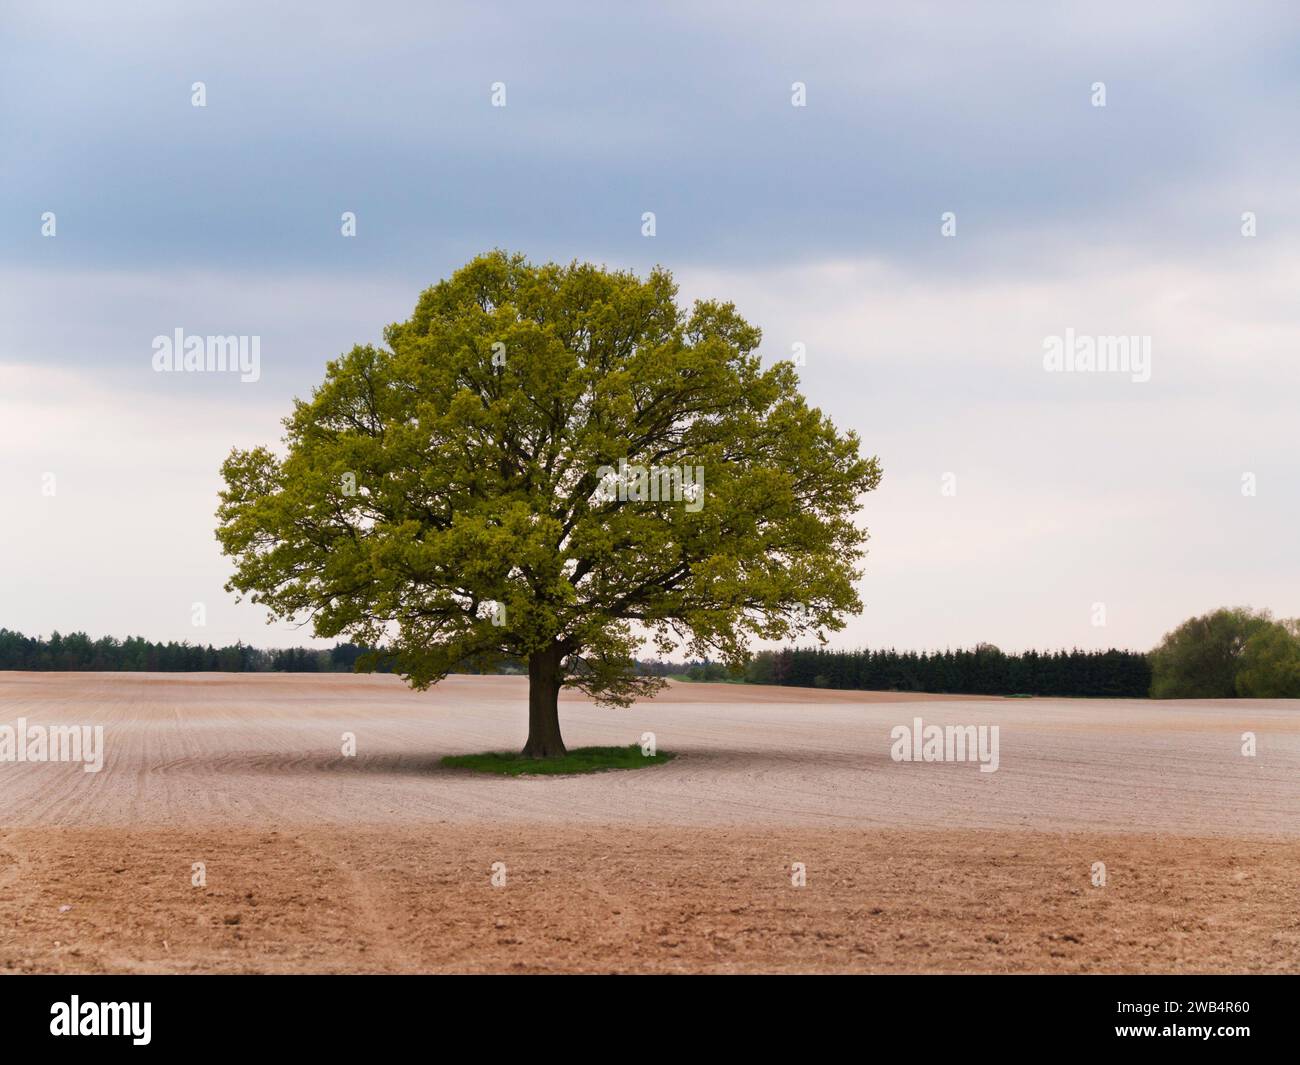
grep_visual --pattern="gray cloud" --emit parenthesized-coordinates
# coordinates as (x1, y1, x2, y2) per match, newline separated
(4, 1, 1299, 277)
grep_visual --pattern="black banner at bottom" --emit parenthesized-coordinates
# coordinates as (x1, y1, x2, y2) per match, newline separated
(4, 974, 1290, 1053)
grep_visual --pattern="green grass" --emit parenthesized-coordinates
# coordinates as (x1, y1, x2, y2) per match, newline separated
(441, 744, 675, 777)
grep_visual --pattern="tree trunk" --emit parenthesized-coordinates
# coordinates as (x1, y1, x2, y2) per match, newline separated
(522, 643, 566, 758)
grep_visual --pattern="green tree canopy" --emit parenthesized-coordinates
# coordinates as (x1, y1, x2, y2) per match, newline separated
(1149, 606, 1282, 698)
(216, 252, 881, 755)
(1235, 618, 1300, 698)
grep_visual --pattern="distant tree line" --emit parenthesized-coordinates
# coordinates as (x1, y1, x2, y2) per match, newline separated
(736, 645, 1151, 697)
(7, 628, 1151, 696)
(5, 607, 1294, 699)
(0, 629, 390, 674)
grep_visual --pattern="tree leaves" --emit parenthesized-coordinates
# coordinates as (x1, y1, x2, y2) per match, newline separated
(216, 251, 881, 705)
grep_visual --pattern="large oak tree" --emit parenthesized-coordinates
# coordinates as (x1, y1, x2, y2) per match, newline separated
(216, 252, 881, 756)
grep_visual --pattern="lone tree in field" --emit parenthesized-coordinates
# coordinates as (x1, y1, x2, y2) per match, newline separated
(216, 252, 880, 757)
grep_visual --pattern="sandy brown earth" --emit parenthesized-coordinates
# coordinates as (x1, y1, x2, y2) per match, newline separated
(1, 672, 1297, 973)
(2, 826, 1297, 974)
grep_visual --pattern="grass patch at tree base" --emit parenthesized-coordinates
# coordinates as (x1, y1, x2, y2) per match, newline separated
(441, 744, 675, 777)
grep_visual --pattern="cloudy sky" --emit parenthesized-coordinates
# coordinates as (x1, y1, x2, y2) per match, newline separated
(3, 2, 1298, 653)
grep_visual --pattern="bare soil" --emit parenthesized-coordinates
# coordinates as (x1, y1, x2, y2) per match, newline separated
(1, 673, 1296, 973)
